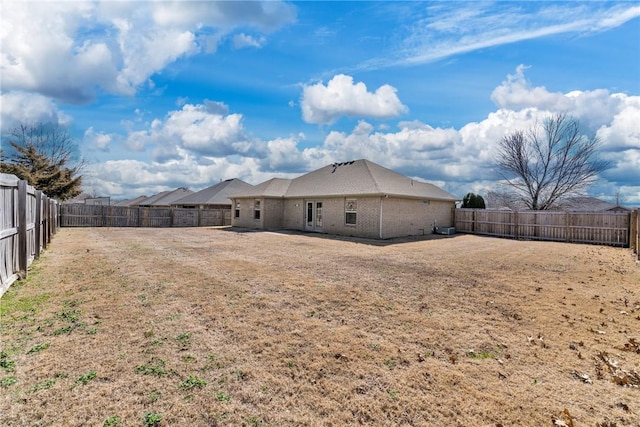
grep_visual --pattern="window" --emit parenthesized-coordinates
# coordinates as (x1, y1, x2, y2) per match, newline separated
(234, 201, 240, 218)
(307, 202, 313, 227)
(253, 199, 261, 220)
(345, 199, 357, 225)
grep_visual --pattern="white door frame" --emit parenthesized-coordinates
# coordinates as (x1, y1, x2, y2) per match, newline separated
(305, 200, 323, 231)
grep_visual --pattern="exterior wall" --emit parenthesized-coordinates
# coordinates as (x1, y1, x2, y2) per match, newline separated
(233, 195, 455, 240)
(283, 197, 382, 239)
(263, 198, 284, 229)
(283, 199, 304, 230)
(325, 197, 380, 239)
(231, 197, 263, 229)
(231, 198, 284, 229)
(380, 197, 454, 239)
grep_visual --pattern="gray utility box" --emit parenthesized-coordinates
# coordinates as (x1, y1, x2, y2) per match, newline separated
(435, 227, 456, 235)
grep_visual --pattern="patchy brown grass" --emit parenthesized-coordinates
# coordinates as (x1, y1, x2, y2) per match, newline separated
(1, 227, 639, 426)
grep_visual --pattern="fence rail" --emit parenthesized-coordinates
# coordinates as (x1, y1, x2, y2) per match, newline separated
(60, 205, 231, 228)
(1, 174, 59, 296)
(454, 209, 630, 248)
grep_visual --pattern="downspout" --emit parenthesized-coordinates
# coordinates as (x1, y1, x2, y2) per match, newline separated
(379, 196, 384, 239)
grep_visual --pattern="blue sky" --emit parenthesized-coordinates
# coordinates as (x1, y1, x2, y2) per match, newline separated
(1, 1, 639, 204)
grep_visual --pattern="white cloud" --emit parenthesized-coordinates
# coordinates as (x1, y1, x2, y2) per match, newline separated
(84, 127, 112, 152)
(361, 3, 640, 70)
(0, 1, 296, 103)
(0, 91, 71, 132)
(595, 97, 640, 150)
(232, 33, 266, 49)
(125, 129, 154, 152)
(258, 137, 307, 172)
(301, 74, 408, 125)
(491, 65, 569, 111)
(119, 102, 263, 160)
(491, 65, 628, 131)
(164, 104, 249, 156)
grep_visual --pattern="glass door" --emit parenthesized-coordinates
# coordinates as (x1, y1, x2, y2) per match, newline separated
(305, 201, 323, 231)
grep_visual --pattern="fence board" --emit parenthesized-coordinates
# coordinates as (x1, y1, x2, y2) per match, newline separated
(1, 174, 58, 296)
(455, 209, 630, 247)
(60, 205, 231, 228)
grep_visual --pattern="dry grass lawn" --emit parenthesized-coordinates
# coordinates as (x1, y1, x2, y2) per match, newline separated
(1, 227, 639, 426)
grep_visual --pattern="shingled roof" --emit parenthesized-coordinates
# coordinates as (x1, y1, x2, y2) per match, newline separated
(231, 178, 292, 198)
(171, 179, 253, 206)
(114, 195, 148, 207)
(138, 187, 193, 207)
(231, 160, 457, 201)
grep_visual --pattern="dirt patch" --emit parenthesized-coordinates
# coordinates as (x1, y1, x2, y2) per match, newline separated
(1, 227, 639, 426)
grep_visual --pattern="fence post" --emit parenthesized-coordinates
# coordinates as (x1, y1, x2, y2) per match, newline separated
(34, 190, 42, 259)
(637, 209, 640, 261)
(17, 180, 28, 279)
(50, 200, 56, 237)
(472, 209, 476, 233)
(631, 210, 635, 257)
(42, 195, 49, 249)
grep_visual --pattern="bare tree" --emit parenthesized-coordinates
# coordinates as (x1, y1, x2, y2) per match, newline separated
(495, 114, 609, 210)
(485, 190, 523, 210)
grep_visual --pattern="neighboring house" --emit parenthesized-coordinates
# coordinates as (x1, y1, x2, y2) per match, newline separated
(558, 196, 632, 213)
(230, 159, 458, 239)
(63, 192, 93, 204)
(113, 195, 148, 207)
(64, 193, 110, 205)
(84, 197, 110, 206)
(137, 187, 193, 207)
(170, 179, 253, 209)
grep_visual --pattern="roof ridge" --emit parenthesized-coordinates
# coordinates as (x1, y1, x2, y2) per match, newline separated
(361, 159, 384, 194)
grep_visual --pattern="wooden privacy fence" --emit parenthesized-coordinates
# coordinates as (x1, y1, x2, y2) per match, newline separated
(60, 204, 231, 228)
(455, 209, 630, 248)
(1, 173, 59, 296)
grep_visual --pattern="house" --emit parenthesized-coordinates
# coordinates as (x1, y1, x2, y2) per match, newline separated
(170, 179, 253, 209)
(113, 195, 148, 207)
(63, 192, 94, 204)
(84, 197, 110, 206)
(558, 196, 632, 213)
(230, 159, 458, 239)
(137, 187, 193, 207)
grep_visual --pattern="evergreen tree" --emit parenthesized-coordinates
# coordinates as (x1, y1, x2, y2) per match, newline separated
(462, 192, 486, 209)
(1, 124, 83, 200)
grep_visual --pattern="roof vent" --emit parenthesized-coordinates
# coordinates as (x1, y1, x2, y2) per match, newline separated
(331, 160, 356, 173)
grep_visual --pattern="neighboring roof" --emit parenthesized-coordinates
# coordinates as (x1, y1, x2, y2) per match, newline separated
(231, 178, 293, 198)
(114, 195, 148, 207)
(63, 192, 93, 204)
(232, 160, 457, 201)
(559, 196, 631, 212)
(171, 179, 254, 206)
(138, 188, 193, 206)
(137, 191, 169, 206)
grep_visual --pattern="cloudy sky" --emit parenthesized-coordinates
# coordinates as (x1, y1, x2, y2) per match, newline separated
(1, 1, 639, 204)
